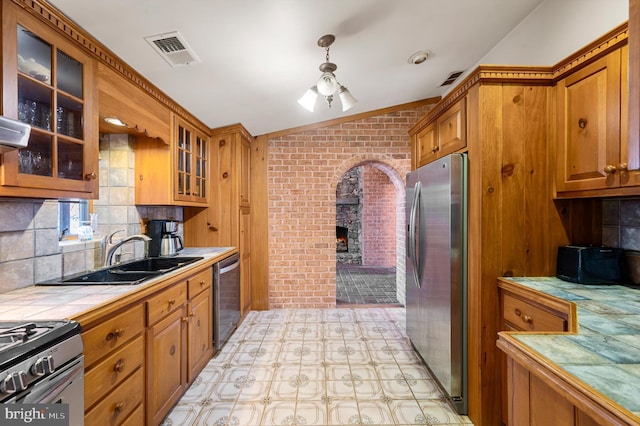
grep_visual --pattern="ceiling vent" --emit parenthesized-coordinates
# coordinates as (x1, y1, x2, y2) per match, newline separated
(144, 31, 200, 67)
(440, 70, 464, 87)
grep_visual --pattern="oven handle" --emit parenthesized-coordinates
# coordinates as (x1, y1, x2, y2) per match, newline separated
(219, 259, 239, 274)
(19, 357, 84, 404)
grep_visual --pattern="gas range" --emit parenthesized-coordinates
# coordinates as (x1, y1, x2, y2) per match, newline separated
(0, 320, 84, 426)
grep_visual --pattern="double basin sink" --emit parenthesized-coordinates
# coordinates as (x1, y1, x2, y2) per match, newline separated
(37, 256, 204, 286)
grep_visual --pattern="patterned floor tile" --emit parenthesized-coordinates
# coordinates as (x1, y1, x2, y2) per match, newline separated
(163, 308, 473, 426)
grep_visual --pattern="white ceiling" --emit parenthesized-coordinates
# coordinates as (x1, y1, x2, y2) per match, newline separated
(47, 0, 545, 136)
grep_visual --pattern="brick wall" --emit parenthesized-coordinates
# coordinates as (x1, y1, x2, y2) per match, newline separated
(362, 166, 396, 267)
(267, 104, 433, 308)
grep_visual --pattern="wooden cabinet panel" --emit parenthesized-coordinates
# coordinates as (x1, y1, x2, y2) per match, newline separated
(82, 304, 144, 368)
(556, 50, 621, 192)
(416, 122, 437, 166)
(240, 133, 251, 207)
(85, 367, 144, 426)
(411, 97, 466, 169)
(187, 289, 212, 382)
(503, 293, 567, 331)
(187, 267, 211, 299)
(146, 307, 186, 426)
(437, 98, 466, 157)
(240, 206, 251, 315)
(147, 282, 187, 326)
(84, 336, 144, 409)
(135, 114, 210, 206)
(530, 373, 575, 426)
(0, 1, 99, 199)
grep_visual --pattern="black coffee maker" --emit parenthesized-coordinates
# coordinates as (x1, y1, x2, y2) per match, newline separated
(146, 219, 183, 257)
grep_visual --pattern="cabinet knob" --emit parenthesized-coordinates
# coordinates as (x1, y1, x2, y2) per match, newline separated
(105, 329, 124, 341)
(168, 299, 176, 306)
(84, 172, 97, 181)
(113, 359, 125, 373)
(114, 402, 125, 413)
(200, 279, 206, 286)
(619, 163, 628, 172)
(604, 165, 617, 174)
(522, 315, 532, 324)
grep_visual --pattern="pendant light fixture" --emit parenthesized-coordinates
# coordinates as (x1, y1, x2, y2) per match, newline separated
(298, 34, 357, 113)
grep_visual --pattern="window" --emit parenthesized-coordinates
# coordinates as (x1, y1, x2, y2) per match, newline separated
(58, 199, 89, 239)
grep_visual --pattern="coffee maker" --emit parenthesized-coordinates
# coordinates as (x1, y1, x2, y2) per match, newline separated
(146, 219, 184, 257)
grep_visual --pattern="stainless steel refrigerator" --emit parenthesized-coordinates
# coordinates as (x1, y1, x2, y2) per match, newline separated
(406, 153, 468, 414)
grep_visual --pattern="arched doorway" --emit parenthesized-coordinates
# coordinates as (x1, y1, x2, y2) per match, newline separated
(332, 158, 406, 306)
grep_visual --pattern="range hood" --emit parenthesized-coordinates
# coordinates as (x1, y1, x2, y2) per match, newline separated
(0, 116, 30, 153)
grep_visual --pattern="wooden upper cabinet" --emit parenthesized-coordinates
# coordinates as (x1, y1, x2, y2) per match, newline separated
(411, 97, 466, 168)
(555, 46, 640, 194)
(0, 1, 98, 199)
(135, 114, 209, 207)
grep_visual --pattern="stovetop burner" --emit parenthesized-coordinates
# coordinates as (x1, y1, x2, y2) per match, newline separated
(0, 320, 81, 370)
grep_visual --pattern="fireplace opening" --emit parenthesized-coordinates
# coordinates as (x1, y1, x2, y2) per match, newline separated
(336, 226, 348, 252)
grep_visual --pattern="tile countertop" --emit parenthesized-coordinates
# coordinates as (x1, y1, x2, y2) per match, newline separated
(0, 247, 236, 322)
(501, 277, 640, 419)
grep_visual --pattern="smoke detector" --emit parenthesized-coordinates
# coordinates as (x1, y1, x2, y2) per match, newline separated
(408, 50, 430, 65)
(144, 31, 200, 67)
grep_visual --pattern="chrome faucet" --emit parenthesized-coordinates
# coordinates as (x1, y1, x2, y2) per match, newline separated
(103, 229, 151, 266)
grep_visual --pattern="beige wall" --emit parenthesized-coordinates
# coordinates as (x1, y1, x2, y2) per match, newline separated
(267, 104, 432, 308)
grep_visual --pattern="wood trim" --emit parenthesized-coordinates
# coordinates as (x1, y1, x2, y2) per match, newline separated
(250, 134, 269, 310)
(497, 333, 640, 426)
(263, 98, 440, 139)
(11, 0, 211, 135)
(629, 0, 640, 170)
(410, 23, 629, 136)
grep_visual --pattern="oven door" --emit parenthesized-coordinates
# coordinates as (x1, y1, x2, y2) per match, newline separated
(8, 355, 85, 426)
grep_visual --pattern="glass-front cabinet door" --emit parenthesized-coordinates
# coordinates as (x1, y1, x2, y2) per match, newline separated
(1, 3, 98, 198)
(174, 116, 208, 205)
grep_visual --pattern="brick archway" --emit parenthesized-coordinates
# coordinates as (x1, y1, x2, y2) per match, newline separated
(332, 155, 407, 305)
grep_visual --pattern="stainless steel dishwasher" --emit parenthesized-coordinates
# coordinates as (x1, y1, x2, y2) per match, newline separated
(213, 253, 240, 349)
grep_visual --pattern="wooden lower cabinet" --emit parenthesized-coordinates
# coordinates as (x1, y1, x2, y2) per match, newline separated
(505, 356, 605, 426)
(498, 280, 575, 426)
(83, 304, 145, 426)
(82, 264, 215, 426)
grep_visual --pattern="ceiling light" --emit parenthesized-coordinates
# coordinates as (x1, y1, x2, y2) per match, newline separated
(298, 34, 357, 113)
(408, 50, 430, 65)
(104, 117, 127, 127)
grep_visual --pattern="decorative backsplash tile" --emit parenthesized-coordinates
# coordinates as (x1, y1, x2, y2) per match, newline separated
(603, 198, 640, 251)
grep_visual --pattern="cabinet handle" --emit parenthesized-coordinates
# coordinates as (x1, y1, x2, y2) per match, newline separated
(200, 279, 206, 286)
(578, 118, 588, 129)
(114, 402, 125, 413)
(84, 172, 97, 181)
(521, 315, 532, 324)
(604, 165, 617, 174)
(619, 163, 628, 172)
(113, 359, 125, 373)
(105, 329, 124, 341)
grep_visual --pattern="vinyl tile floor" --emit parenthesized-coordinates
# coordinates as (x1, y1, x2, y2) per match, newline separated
(336, 265, 400, 305)
(163, 308, 473, 426)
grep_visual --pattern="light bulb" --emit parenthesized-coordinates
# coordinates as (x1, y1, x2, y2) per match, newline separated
(316, 72, 338, 96)
(297, 86, 318, 112)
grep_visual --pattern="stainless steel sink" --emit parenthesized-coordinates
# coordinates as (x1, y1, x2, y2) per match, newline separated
(59, 269, 161, 285)
(113, 256, 204, 273)
(36, 256, 204, 286)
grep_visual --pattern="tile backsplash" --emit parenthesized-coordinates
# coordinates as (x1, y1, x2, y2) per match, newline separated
(602, 198, 640, 250)
(0, 134, 182, 293)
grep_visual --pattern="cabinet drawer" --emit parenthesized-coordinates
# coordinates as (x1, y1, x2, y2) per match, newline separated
(85, 367, 144, 426)
(85, 336, 144, 409)
(119, 403, 144, 426)
(147, 283, 187, 325)
(187, 268, 212, 299)
(503, 293, 567, 331)
(83, 304, 144, 368)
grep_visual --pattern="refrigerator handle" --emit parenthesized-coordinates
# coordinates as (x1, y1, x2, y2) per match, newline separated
(409, 181, 421, 286)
